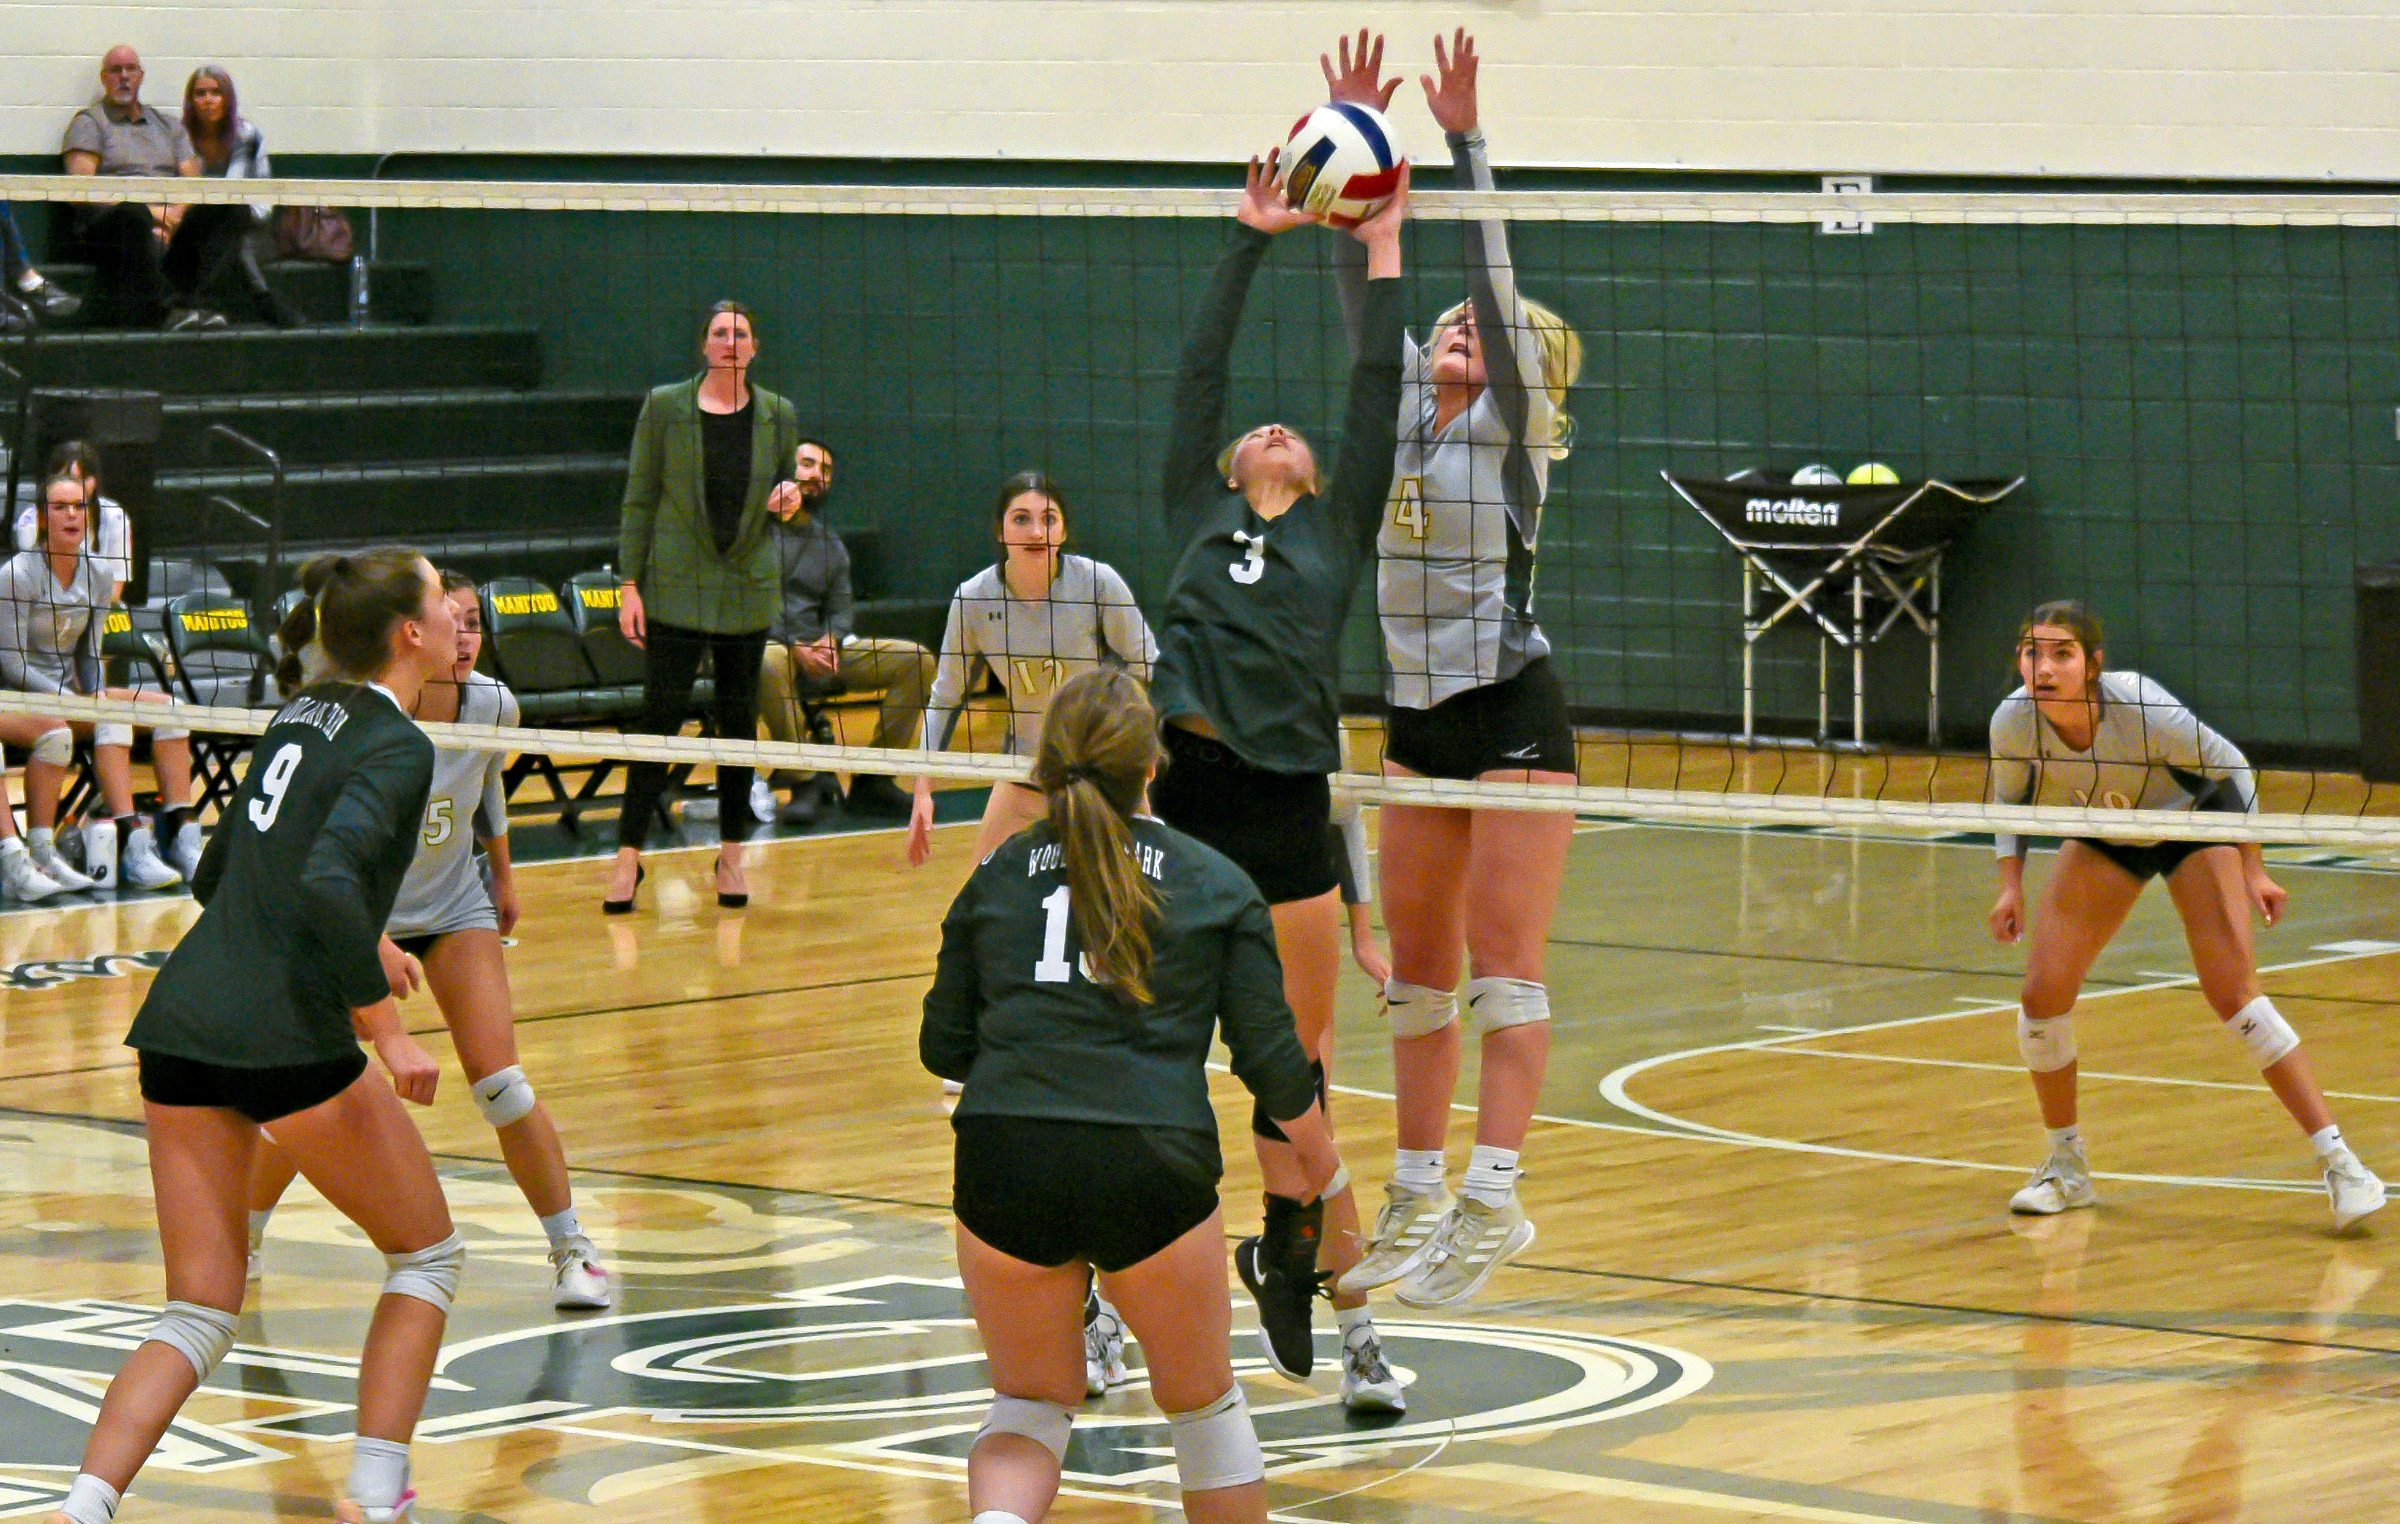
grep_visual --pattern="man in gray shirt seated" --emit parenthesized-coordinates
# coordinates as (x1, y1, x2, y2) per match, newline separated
(61, 45, 218, 331)
(758, 439, 933, 821)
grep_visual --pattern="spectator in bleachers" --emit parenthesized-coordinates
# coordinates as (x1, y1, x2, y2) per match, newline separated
(60, 45, 221, 331)
(0, 465, 198, 892)
(608, 300, 801, 912)
(175, 65, 302, 328)
(756, 437, 933, 821)
(0, 203, 80, 333)
(13, 441, 133, 605)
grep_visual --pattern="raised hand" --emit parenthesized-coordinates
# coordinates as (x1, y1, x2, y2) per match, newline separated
(1321, 28, 1400, 110)
(1350, 161, 1410, 278)
(1421, 27, 1480, 134)
(1237, 150, 1315, 236)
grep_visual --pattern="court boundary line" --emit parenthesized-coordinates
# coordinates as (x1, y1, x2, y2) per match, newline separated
(1772, 1046, 2400, 1105)
(1594, 944, 2400, 1195)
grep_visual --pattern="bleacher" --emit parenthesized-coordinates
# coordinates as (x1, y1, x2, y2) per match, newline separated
(3, 254, 953, 830)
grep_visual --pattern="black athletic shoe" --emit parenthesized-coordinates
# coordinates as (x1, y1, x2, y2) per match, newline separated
(1238, 1194, 1326, 1381)
(844, 773, 912, 817)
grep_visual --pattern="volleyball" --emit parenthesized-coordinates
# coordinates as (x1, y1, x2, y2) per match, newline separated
(1848, 461, 1901, 485)
(1791, 463, 1843, 487)
(1276, 102, 1407, 227)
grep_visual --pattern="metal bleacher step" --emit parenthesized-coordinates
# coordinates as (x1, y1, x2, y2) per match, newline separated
(36, 259, 435, 326)
(0, 323, 543, 397)
(157, 387, 645, 469)
(154, 451, 628, 545)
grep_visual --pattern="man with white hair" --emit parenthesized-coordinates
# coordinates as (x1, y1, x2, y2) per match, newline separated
(61, 45, 219, 331)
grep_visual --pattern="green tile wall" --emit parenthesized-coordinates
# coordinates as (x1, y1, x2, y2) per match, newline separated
(385, 204, 2400, 755)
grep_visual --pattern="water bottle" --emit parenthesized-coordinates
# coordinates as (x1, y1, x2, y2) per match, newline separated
(348, 254, 370, 327)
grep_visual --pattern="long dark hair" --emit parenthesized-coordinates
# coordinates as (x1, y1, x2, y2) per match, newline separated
(2014, 599, 2107, 681)
(1027, 669, 1162, 1004)
(183, 66, 239, 171)
(274, 548, 434, 695)
(991, 469, 1068, 570)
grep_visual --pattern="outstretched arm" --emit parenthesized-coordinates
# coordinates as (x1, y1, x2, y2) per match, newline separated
(1324, 172, 1410, 549)
(1161, 155, 1310, 523)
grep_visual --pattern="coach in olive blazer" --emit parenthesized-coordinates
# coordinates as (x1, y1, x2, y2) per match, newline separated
(617, 373, 803, 633)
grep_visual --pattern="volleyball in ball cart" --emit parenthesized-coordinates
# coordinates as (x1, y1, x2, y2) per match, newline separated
(1847, 461, 1900, 485)
(1277, 103, 1407, 228)
(1791, 463, 1843, 487)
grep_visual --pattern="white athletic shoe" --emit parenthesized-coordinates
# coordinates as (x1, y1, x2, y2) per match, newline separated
(77, 821, 119, 891)
(1394, 1193, 1535, 1309)
(27, 831, 94, 893)
(0, 843, 65, 901)
(2009, 1145, 2098, 1216)
(1339, 1181, 1452, 1295)
(163, 819, 205, 882)
(119, 825, 181, 890)
(1083, 1290, 1128, 1397)
(551, 1236, 614, 1310)
(2326, 1154, 2387, 1231)
(1340, 1321, 1406, 1414)
(749, 775, 779, 827)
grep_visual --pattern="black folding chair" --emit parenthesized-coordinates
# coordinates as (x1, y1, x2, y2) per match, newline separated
(161, 591, 276, 815)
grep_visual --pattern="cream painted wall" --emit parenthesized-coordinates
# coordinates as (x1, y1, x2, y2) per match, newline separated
(4, 1, 2392, 178)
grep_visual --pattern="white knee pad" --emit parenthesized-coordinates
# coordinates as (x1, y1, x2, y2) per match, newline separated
(1383, 979, 1458, 1039)
(470, 1065, 538, 1128)
(94, 721, 133, 750)
(147, 1299, 238, 1382)
(1167, 1385, 1265, 1493)
(976, 1394, 1072, 1463)
(382, 1231, 466, 1313)
(2017, 1009, 2076, 1073)
(151, 725, 189, 743)
(2228, 996, 2300, 1068)
(28, 727, 72, 766)
(1466, 976, 1549, 1033)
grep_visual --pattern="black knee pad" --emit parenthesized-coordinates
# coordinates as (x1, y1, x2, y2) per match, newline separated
(1312, 1058, 1328, 1112)
(1252, 1059, 1328, 1142)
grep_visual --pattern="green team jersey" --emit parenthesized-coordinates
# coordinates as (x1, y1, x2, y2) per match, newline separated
(129, 683, 434, 1068)
(920, 815, 1318, 1144)
(1149, 225, 1405, 774)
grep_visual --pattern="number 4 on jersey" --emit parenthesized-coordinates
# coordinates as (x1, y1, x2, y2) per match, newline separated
(1390, 475, 1428, 540)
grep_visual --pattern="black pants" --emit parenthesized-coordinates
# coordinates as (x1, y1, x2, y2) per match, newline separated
(71, 202, 191, 327)
(617, 618, 766, 849)
(162, 205, 286, 323)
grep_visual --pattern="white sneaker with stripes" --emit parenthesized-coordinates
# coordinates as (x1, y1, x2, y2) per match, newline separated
(1338, 1181, 1450, 1295)
(1394, 1193, 1534, 1309)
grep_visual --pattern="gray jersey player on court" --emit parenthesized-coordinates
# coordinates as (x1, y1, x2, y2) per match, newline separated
(1986, 600, 2382, 1231)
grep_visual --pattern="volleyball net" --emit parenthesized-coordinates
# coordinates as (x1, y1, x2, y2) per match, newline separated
(1, 171, 2396, 852)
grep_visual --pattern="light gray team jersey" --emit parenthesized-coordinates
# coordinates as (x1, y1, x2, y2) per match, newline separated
(922, 555, 1156, 757)
(1375, 129, 1559, 711)
(1987, 669, 2257, 859)
(386, 673, 518, 939)
(0, 548, 107, 695)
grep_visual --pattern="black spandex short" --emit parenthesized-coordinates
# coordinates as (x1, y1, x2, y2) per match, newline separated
(391, 932, 442, 960)
(1384, 657, 1576, 781)
(1151, 726, 1338, 905)
(952, 1115, 1222, 1273)
(2077, 837, 2223, 882)
(136, 1048, 369, 1125)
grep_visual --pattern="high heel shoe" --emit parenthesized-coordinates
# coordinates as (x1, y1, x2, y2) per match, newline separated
(714, 854, 748, 910)
(601, 864, 645, 915)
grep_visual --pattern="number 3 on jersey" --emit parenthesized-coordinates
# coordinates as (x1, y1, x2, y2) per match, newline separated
(1228, 530, 1267, 585)
(247, 742, 305, 831)
(1389, 475, 1428, 540)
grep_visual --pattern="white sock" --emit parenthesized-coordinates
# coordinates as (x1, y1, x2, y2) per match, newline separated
(0, 837, 23, 858)
(2047, 1125, 2083, 1152)
(60, 1474, 121, 1524)
(972, 1513, 1033, 1524)
(2310, 1125, 2348, 1161)
(539, 1206, 584, 1247)
(347, 1435, 410, 1510)
(1461, 1145, 1520, 1208)
(29, 827, 53, 852)
(1336, 1303, 1375, 1340)
(1392, 1148, 1446, 1194)
(248, 1208, 274, 1253)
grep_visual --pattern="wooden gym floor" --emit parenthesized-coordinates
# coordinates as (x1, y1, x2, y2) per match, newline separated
(0, 791, 2396, 1522)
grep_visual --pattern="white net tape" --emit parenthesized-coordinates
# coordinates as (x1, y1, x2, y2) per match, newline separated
(10, 693, 2395, 848)
(6, 174, 2398, 227)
